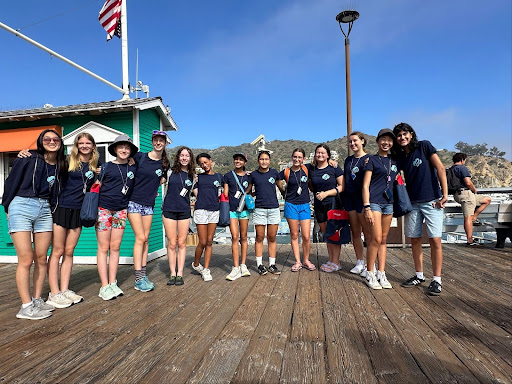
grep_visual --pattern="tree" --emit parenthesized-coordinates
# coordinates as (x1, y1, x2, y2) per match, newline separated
(487, 146, 506, 158)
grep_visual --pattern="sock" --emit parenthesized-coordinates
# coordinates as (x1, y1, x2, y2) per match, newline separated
(416, 272, 424, 280)
(141, 265, 147, 276)
(135, 269, 143, 282)
(22, 302, 32, 309)
(432, 276, 442, 284)
(376, 270, 382, 279)
(269, 257, 276, 266)
(256, 257, 263, 266)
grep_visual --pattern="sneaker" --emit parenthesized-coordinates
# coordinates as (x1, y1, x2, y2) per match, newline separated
(98, 285, 116, 301)
(472, 219, 482, 226)
(268, 264, 281, 275)
(47, 292, 73, 308)
(134, 277, 154, 292)
(202, 268, 212, 282)
(401, 275, 426, 288)
(226, 266, 242, 281)
(427, 280, 442, 296)
(360, 264, 375, 278)
(257, 264, 268, 276)
(62, 289, 83, 304)
(350, 262, 365, 274)
(109, 281, 124, 297)
(240, 264, 251, 277)
(167, 276, 176, 286)
(377, 271, 393, 289)
(16, 304, 52, 320)
(175, 276, 184, 286)
(143, 276, 155, 289)
(192, 262, 204, 274)
(33, 297, 55, 312)
(365, 271, 382, 290)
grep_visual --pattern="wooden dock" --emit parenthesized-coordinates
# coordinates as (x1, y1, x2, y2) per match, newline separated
(0, 243, 511, 383)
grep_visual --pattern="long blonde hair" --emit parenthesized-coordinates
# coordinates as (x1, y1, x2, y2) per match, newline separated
(68, 132, 99, 172)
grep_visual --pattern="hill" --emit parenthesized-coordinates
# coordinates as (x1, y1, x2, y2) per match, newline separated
(168, 138, 511, 188)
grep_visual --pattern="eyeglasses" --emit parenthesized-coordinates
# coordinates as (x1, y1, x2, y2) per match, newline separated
(43, 137, 61, 143)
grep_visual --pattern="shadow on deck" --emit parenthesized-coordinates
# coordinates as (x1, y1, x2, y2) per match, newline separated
(0, 243, 510, 383)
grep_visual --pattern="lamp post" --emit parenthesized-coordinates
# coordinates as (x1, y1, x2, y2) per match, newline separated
(336, 10, 359, 154)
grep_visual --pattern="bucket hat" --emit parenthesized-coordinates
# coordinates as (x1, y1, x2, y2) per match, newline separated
(108, 134, 139, 157)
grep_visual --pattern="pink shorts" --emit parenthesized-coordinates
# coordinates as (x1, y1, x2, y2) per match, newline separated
(95, 207, 128, 232)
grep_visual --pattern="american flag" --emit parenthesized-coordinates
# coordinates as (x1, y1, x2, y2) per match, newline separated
(99, 0, 122, 41)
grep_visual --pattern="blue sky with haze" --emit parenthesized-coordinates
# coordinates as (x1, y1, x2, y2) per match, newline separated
(2, 0, 511, 158)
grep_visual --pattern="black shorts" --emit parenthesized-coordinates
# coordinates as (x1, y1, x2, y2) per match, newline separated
(52, 206, 82, 229)
(314, 198, 342, 223)
(163, 211, 191, 220)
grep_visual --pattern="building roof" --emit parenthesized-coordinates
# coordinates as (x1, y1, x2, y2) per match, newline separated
(0, 97, 178, 130)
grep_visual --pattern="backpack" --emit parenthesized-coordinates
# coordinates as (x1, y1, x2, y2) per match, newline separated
(283, 165, 308, 183)
(446, 166, 462, 194)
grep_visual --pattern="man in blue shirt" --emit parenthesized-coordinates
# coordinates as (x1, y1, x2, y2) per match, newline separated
(451, 153, 491, 246)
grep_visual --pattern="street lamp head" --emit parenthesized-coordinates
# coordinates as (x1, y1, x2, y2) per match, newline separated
(336, 10, 359, 24)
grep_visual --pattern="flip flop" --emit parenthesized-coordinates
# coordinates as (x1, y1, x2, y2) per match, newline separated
(303, 260, 316, 271)
(291, 262, 303, 272)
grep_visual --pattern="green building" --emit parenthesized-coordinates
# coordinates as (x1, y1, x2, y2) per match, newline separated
(0, 97, 177, 264)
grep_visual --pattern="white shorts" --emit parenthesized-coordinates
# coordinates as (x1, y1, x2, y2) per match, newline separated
(253, 208, 281, 226)
(193, 209, 219, 225)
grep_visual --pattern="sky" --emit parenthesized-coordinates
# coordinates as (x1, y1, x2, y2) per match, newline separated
(1, 0, 511, 159)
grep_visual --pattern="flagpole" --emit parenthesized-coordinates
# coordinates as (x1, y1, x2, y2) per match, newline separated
(120, 0, 130, 100)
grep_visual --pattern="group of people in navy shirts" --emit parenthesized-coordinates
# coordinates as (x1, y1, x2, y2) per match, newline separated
(3, 122, 448, 320)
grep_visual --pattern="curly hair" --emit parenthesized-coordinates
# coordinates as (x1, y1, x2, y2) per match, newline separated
(171, 146, 195, 178)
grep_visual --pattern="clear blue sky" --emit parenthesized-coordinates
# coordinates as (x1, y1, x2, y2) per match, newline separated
(2, 0, 511, 158)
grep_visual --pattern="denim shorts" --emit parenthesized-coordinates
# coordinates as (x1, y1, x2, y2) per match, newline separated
(253, 208, 281, 225)
(7, 196, 53, 233)
(230, 210, 250, 220)
(284, 202, 311, 221)
(95, 207, 128, 232)
(370, 203, 393, 215)
(128, 201, 154, 216)
(194, 209, 219, 225)
(405, 200, 443, 238)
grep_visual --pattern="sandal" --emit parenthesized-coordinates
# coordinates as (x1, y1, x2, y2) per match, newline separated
(291, 262, 302, 272)
(322, 262, 340, 273)
(303, 260, 316, 271)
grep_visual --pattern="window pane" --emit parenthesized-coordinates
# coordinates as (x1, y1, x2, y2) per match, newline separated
(98, 146, 106, 164)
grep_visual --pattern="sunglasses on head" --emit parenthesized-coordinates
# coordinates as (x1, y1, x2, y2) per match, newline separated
(152, 130, 166, 136)
(43, 136, 61, 143)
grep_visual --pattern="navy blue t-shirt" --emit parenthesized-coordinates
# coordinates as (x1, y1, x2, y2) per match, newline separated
(364, 155, 399, 204)
(194, 173, 223, 211)
(248, 168, 281, 209)
(279, 167, 310, 205)
(162, 170, 194, 212)
(452, 164, 471, 185)
(397, 141, 441, 203)
(98, 162, 136, 211)
(308, 164, 343, 207)
(59, 162, 100, 209)
(344, 154, 369, 198)
(223, 171, 250, 212)
(130, 152, 165, 207)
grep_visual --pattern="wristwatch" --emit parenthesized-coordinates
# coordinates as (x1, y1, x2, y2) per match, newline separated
(363, 204, 371, 210)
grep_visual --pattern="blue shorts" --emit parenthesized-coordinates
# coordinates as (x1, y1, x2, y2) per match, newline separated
(284, 202, 311, 221)
(230, 210, 250, 220)
(7, 196, 53, 233)
(128, 201, 154, 216)
(405, 200, 443, 238)
(370, 203, 393, 215)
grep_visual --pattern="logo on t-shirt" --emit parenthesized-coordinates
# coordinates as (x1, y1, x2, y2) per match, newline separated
(47, 176, 55, 187)
(213, 180, 221, 187)
(268, 177, 275, 184)
(352, 166, 359, 174)
(127, 171, 135, 179)
(243, 181, 249, 188)
(155, 169, 163, 177)
(413, 158, 422, 167)
(185, 179, 192, 187)
(85, 171, 94, 179)
(322, 174, 330, 180)
(391, 165, 397, 172)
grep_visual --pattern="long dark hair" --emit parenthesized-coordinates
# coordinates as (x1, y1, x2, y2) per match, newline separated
(312, 143, 331, 168)
(392, 122, 418, 157)
(161, 150, 170, 175)
(171, 146, 195, 178)
(37, 129, 67, 180)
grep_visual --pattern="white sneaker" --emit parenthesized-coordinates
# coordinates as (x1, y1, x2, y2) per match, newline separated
(46, 292, 73, 309)
(202, 268, 212, 281)
(365, 271, 382, 290)
(360, 264, 376, 278)
(226, 266, 242, 281)
(377, 271, 393, 289)
(192, 262, 204, 274)
(240, 264, 251, 277)
(350, 262, 365, 274)
(61, 289, 83, 304)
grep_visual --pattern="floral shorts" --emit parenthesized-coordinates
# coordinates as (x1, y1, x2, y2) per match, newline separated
(95, 207, 128, 232)
(128, 201, 154, 216)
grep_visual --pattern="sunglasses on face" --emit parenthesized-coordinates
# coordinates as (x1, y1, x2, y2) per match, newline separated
(43, 137, 61, 143)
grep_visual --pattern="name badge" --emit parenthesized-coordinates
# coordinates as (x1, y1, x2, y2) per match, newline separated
(180, 188, 188, 197)
(296, 186, 302, 195)
(121, 185, 129, 195)
(234, 191, 242, 199)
